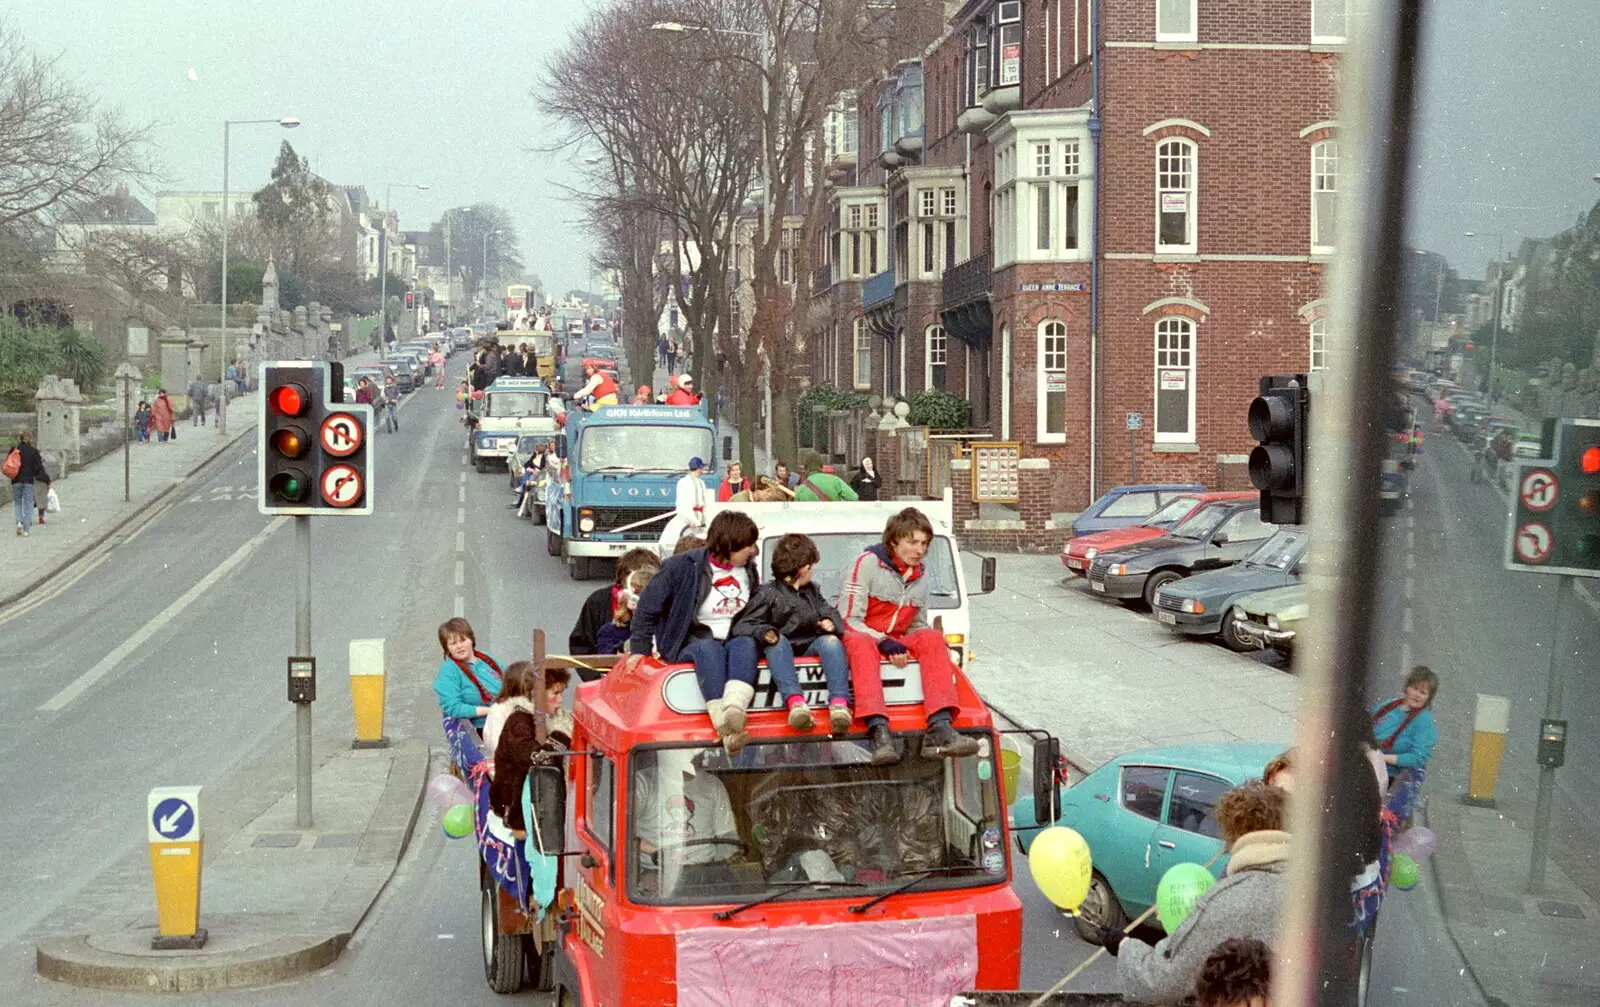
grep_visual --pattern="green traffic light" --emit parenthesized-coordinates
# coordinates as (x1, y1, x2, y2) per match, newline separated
(269, 470, 309, 502)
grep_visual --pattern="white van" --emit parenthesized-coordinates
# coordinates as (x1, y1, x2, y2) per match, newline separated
(702, 493, 995, 667)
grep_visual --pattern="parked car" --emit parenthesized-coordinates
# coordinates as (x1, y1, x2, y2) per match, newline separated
(1152, 525, 1310, 651)
(1086, 499, 1274, 606)
(1230, 583, 1308, 658)
(452, 327, 473, 350)
(1070, 483, 1206, 537)
(1513, 432, 1543, 458)
(1063, 491, 1256, 575)
(1013, 742, 1283, 942)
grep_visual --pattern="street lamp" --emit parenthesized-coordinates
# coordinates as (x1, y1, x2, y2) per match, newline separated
(652, 19, 774, 458)
(1465, 231, 1506, 406)
(217, 116, 299, 436)
(377, 182, 429, 357)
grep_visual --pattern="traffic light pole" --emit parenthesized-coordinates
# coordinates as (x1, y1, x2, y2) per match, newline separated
(1528, 573, 1576, 891)
(295, 514, 314, 828)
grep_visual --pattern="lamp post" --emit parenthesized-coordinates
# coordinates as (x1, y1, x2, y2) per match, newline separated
(114, 363, 141, 502)
(1464, 231, 1507, 406)
(652, 20, 774, 460)
(218, 116, 299, 435)
(377, 182, 429, 358)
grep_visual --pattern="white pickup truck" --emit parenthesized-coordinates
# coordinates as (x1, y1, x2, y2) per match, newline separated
(703, 493, 995, 667)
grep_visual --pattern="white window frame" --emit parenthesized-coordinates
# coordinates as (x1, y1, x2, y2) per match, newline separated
(838, 200, 884, 279)
(1156, 0, 1198, 43)
(1309, 317, 1329, 372)
(1312, 0, 1349, 44)
(997, 129, 1091, 267)
(925, 324, 947, 390)
(1156, 138, 1197, 254)
(853, 317, 872, 389)
(1037, 319, 1068, 443)
(1153, 317, 1196, 443)
(1310, 140, 1338, 255)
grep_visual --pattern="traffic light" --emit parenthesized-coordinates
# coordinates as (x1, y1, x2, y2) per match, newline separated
(1553, 419, 1600, 572)
(259, 362, 374, 516)
(404, 291, 415, 310)
(1247, 374, 1309, 525)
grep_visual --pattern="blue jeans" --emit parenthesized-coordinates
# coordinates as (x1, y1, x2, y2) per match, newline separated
(12, 482, 35, 531)
(762, 635, 850, 704)
(681, 635, 759, 702)
(384, 401, 398, 432)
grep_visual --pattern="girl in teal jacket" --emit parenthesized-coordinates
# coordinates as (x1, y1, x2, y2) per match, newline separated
(433, 617, 503, 730)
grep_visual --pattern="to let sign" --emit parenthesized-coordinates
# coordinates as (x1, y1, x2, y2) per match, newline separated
(972, 443, 1023, 504)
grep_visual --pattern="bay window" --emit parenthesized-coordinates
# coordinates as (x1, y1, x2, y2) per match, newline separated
(836, 201, 883, 279)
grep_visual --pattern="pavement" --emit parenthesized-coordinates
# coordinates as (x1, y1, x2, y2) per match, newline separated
(5, 347, 455, 997)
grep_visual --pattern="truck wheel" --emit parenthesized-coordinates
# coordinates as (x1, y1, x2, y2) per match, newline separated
(1071, 871, 1129, 943)
(480, 874, 524, 993)
(1220, 607, 1258, 652)
(547, 529, 562, 557)
(532, 505, 545, 525)
(475, 458, 488, 474)
(569, 557, 590, 581)
(529, 937, 556, 992)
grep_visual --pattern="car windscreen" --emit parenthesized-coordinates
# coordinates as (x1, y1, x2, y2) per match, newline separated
(628, 738, 1002, 906)
(486, 392, 548, 417)
(1146, 495, 1201, 529)
(579, 424, 712, 474)
(1170, 502, 1232, 540)
(765, 533, 961, 610)
(1244, 528, 1309, 571)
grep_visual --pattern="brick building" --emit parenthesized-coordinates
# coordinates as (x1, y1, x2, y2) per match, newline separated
(806, 0, 1344, 508)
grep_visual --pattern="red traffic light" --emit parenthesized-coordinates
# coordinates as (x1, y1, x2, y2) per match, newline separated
(1582, 445, 1600, 475)
(269, 382, 308, 417)
(405, 292, 415, 309)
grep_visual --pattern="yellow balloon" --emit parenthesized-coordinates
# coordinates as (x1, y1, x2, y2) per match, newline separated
(1027, 826, 1093, 912)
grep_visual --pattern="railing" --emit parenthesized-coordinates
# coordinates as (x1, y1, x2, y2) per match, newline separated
(942, 251, 992, 308)
(862, 269, 896, 311)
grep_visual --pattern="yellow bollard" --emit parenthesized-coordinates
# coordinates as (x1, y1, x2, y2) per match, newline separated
(147, 785, 205, 949)
(349, 638, 389, 749)
(1464, 693, 1509, 807)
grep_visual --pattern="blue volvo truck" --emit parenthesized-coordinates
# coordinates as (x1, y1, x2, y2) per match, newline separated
(550, 404, 718, 580)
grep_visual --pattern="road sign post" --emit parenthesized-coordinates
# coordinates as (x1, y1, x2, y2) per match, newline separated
(147, 785, 205, 949)
(1126, 412, 1142, 483)
(295, 515, 313, 828)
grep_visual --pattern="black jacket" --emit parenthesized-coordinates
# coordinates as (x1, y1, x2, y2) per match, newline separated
(569, 585, 615, 656)
(629, 548, 761, 661)
(8, 442, 51, 485)
(501, 353, 525, 377)
(488, 708, 571, 832)
(731, 579, 844, 651)
(850, 469, 881, 501)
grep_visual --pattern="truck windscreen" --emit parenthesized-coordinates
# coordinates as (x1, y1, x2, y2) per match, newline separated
(580, 425, 713, 474)
(767, 533, 960, 610)
(627, 738, 1002, 906)
(487, 392, 548, 417)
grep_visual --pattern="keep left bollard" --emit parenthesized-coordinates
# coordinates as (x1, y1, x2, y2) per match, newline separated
(147, 785, 206, 949)
(349, 638, 389, 748)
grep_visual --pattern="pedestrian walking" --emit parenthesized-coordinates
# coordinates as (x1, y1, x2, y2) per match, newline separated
(354, 377, 376, 405)
(134, 401, 153, 443)
(150, 390, 175, 443)
(5, 430, 52, 536)
(850, 456, 881, 500)
(657, 336, 669, 368)
(665, 339, 679, 373)
(431, 346, 446, 389)
(188, 377, 208, 426)
(382, 376, 401, 433)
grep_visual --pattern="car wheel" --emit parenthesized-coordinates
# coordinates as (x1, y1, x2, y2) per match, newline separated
(1143, 570, 1182, 609)
(1220, 607, 1259, 652)
(1071, 871, 1129, 943)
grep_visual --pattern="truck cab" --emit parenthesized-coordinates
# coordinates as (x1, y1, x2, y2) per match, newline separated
(552, 657, 1060, 1006)
(552, 404, 717, 580)
(703, 495, 996, 668)
(471, 378, 562, 473)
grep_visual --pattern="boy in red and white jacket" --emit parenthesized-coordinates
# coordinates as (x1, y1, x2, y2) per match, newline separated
(839, 507, 980, 764)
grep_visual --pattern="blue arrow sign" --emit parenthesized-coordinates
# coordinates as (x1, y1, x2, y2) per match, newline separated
(152, 797, 195, 839)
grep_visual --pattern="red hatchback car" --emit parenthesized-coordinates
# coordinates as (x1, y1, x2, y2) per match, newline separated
(1062, 491, 1257, 574)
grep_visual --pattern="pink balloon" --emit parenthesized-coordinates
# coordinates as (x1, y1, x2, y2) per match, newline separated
(427, 774, 475, 812)
(1393, 826, 1438, 861)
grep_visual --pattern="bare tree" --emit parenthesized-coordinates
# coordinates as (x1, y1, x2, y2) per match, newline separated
(0, 20, 157, 230)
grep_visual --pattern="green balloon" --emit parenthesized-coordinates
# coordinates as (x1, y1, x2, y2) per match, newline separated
(1391, 852, 1420, 890)
(442, 802, 474, 839)
(1156, 862, 1216, 931)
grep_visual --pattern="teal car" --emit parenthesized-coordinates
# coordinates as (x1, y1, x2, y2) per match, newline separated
(1013, 741, 1281, 943)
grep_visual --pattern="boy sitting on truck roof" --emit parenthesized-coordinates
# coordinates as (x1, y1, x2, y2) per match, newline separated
(838, 507, 980, 765)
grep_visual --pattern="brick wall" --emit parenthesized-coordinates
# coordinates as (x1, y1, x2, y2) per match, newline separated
(949, 456, 1071, 553)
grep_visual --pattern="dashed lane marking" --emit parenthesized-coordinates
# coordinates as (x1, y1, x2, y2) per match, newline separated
(1402, 607, 1414, 635)
(458, 486, 465, 503)
(1405, 576, 1414, 600)
(459, 472, 466, 484)
(40, 516, 289, 711)
(453, 596, 464, 617)
(454, 561, 464, 587)
(457, 508, 465, 524)
(456, 531, 465, 552)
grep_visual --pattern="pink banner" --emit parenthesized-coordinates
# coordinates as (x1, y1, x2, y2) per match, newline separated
(675, 914, 978, 1007)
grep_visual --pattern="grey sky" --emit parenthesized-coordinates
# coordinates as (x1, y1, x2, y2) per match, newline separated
(6, 0, 1595, 296)
(7, 0, 597, 296)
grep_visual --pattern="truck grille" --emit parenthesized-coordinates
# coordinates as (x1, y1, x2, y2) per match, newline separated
(590, 506, 671, 537)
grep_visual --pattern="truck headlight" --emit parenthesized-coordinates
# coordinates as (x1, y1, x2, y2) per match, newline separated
(1181, 599, 1206, 615)
(579, 515, 596, 533)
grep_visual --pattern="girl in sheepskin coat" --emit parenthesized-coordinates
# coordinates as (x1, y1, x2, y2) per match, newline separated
(485, 663, 573, 837)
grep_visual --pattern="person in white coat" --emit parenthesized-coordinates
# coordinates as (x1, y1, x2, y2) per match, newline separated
(658, 456, 710, 554)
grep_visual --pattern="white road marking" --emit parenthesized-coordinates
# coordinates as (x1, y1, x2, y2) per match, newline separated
(1402, 607, 1414, 634)
(457, 507, 465, 524)
(453, 596, 464, 617)
(460, 454, 467, 466)
(456, 531, 465, 552)
(1406, 514, 1415, 530)
(458, 486, 465, 503)
(40, 517, 289, 711)
(459, 472, 466, 484)
(1406, 527, 1416, 552)
(1405, 576, 1414, 600)
(1406, 552, 1416, 572)
(454, 561, 464, 586)
(1400, 640, 1412, 670)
